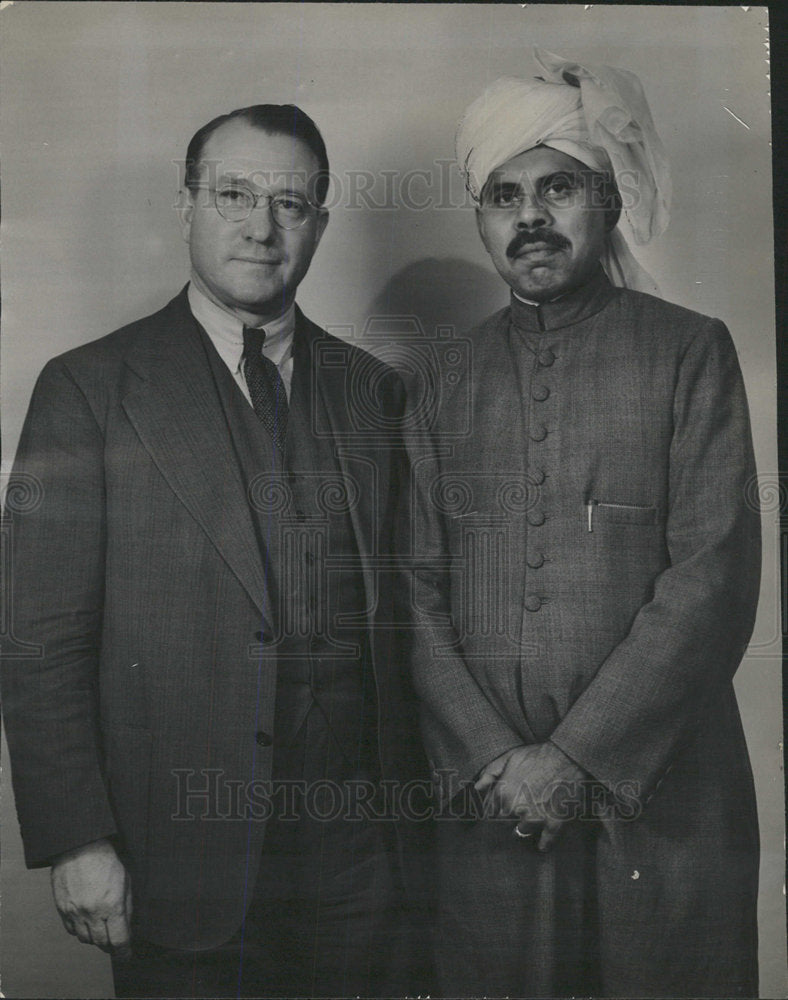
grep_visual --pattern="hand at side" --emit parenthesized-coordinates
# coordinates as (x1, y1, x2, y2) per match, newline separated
(51, 838, 132, 957)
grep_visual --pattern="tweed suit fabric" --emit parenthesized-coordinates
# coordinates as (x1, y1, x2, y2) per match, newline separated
(410, 268, 760, 996)
(1, 288, 430, 956)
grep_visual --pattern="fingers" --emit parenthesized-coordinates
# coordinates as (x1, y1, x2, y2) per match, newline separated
(61, 911, 110, 952)
(479, 774, 521, 818)
(538, 815, 567, 852)
(473, 769, 499, 796)
(473, 749, 514, 794)
(513, 818, 542, 844)
(60, 912, 96, 946)
(512, 815, 566, 852)
(485, 778, 506, 817)
(55, 885, 133, 955)
(50, 840, 132, 956)
(489, 768, 533, 818)
(125, 877, 133, 924)
(106, 911, 132, 959)
(479, 744, 577, 844)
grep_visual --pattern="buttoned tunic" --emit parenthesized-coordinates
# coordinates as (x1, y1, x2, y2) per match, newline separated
(411, 268, 760, 997)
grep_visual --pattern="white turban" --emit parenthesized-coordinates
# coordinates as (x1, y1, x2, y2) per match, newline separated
(456, 48, 671, 295)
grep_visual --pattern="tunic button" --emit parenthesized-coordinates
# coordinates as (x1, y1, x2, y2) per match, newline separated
(527, 553, 545, 569)
(538, 349, 555, 367)
(304, 551, 315, 566)
(529, 469, 545, 485)
(524, 594, 542, 612)
(255, 731, 273, 747)
(527, 510, 545, 526)
(530, 424, 548, 442)
(532, 385, 550, 402)
(256, 628, 275, 644)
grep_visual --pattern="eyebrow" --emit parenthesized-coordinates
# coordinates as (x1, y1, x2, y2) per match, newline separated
(214, 175, 306, 195)
(485, 170, 583, 193)
(484, 179, 522, 196)
(215, 176, 252, 187)
(539, 170, 583, 185)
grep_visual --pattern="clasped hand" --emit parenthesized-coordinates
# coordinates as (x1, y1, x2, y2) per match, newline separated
(474, 742, 586, 851)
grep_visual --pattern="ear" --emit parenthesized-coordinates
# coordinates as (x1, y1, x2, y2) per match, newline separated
(177, 188, 196, 244)
(475, 206, 489, 250)
(604, 204, 622, 233)
(312, 208, 329, 251)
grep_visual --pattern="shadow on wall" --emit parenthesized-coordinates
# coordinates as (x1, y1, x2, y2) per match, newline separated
(359, 256, 504, 353)
(345, 257, 503, 421)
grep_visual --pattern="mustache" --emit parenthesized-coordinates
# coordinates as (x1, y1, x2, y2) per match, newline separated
(507, 229, 571, 257)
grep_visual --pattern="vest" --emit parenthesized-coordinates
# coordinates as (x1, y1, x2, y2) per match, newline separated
(196, 323, 378, 780)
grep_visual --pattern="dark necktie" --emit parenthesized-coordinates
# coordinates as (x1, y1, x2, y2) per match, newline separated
(242, 325, 289, 453)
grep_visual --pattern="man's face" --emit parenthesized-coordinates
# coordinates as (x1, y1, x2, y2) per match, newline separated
(475, 145, 610, 302)
(179, 120, 328, 324)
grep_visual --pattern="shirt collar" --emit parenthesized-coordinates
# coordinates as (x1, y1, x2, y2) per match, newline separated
(509, 266, 616, 334)
(187, 281, 295, 372)
(512, 291, 542, 307)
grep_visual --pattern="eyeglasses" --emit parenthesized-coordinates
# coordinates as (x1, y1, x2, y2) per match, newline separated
(189, 183, 315, 229)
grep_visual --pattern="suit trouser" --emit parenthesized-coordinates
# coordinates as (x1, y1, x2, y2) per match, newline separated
(112, 704, 407, 999)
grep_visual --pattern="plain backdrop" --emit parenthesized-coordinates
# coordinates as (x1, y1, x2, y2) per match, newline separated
(0, 4, 784, 997)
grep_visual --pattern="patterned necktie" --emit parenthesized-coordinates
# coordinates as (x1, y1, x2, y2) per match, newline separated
(242, 325, 289, 453)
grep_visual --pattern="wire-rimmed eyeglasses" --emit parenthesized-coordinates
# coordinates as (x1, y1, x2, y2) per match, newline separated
(188, 183, 316, 229)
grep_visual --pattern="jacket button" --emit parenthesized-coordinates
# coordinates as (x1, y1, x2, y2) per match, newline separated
(532, 384, 550, 401)
(524, 594, 542, 612)
(527, 553, 545, 569)
(295, 509, 307, 521)
(256, 628, 275, 643)
(530, 424, 548, 442)
(529, 468, 545, 485)
(255, 731, 273, 747)
(538, 349, 555, 367)
(527, 510, 545, 526)
(304, 551, 315, 566)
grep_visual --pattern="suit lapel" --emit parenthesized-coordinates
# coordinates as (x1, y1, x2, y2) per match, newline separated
(292, 309, 378, 627)
(120, 291, 271, 619)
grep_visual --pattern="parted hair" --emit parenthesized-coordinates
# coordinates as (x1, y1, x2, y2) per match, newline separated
(184, 104, 330, 205)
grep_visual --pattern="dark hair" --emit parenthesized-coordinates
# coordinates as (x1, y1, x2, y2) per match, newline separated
(184, 104, 330, 206)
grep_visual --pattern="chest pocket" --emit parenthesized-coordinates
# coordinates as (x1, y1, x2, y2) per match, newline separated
(586, 500, 658, 530)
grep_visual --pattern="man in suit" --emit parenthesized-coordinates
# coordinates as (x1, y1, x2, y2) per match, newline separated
(2, 104, 427, 998)
(408, 49, 761, 997)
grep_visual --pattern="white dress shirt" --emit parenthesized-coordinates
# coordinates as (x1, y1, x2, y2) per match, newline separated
(187, 282, 295, 403)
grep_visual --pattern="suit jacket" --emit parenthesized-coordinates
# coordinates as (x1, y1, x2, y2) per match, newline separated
(408, 269, 760, 994)
(1, 287, 426, 951)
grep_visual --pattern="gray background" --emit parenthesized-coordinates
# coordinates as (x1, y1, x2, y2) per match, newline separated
(0, 3, 783, 997)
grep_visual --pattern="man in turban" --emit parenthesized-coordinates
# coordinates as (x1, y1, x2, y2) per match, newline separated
(409, 48, 760, 997)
